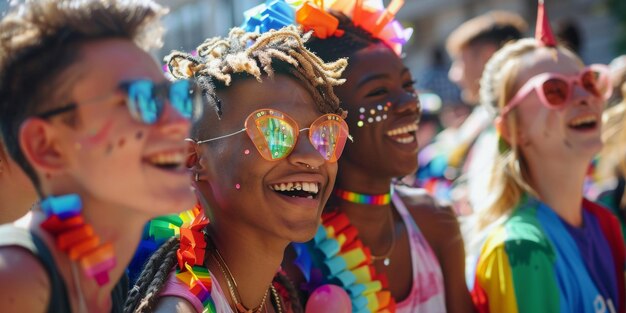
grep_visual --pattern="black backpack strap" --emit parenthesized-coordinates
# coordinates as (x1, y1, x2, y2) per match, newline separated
(0, 225, 71, 312)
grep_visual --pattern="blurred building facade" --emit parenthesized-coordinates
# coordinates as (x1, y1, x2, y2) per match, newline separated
(156, 0, 619, 78)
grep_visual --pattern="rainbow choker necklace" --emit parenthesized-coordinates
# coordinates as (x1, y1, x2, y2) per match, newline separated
(335, 188, 393, 205)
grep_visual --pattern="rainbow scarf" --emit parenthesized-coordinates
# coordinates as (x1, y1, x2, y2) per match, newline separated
(293, 211, 396, 313)
(472, 197, 626, 313)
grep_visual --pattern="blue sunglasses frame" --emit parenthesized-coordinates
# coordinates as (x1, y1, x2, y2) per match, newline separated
(37, 79, 201, 125)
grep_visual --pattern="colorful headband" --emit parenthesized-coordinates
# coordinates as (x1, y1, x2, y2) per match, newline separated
(242, 0, 413, 55)
(535, 0, 556, 47)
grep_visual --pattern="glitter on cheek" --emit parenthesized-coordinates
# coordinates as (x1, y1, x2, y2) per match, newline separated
(244, 149, 250, 155)
(235, 183, 241, 190)
(135, 131, 144, 140)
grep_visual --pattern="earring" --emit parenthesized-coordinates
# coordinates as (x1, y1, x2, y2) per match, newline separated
(195, 172, 200, 182)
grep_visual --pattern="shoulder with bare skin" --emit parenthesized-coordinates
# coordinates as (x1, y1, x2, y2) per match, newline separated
(0, 245, 50, 313)
(396, 186, 461, 254)
(396, 186, 476, 313)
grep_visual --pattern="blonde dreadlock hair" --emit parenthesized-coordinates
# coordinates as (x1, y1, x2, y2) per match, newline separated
(124, 26, 347, 313)
(166, 26, 346, 139)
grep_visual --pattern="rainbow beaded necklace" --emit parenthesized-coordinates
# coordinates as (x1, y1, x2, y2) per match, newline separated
(335, 189, 393, 205)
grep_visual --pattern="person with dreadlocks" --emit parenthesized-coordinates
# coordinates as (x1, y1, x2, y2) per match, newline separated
(124, 26, 350, 313)
(0, 0, 201, 312)
(470, 2, 625, 312)
(255, 1, 474, 312)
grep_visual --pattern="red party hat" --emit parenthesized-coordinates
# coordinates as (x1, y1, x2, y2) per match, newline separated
(535, 0, 557, 47)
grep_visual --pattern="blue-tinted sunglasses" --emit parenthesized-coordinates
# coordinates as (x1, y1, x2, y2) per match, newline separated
(37, 79, 201, 125)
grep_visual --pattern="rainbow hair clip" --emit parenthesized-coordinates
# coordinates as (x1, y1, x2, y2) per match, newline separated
(242, 0, 413, 55)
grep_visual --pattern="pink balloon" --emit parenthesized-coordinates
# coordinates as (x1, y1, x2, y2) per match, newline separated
(305, 284, 352, 313)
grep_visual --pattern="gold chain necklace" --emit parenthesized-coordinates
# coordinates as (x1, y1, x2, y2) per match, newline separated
(268, 285, 283, 313)
(370, 208, 396, 266)
(210, 240, 269, 313)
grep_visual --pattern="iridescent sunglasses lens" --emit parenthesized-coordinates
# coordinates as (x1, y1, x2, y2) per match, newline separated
(246, 110, 298, 160)
(309, 114, 349, 163)
(244, 109, 349, 162)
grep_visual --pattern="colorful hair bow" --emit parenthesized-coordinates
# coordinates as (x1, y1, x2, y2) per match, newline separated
(242, 0, 413, 55)
(242, 0, 297, 33)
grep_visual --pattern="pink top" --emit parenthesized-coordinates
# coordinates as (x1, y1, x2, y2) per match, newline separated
(393, 190, 447, 313)
(159, 267, 232, 313)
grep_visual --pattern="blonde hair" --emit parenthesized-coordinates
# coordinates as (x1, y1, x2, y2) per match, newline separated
(598, 101, 626, 207)
(477, 38, 583, 229)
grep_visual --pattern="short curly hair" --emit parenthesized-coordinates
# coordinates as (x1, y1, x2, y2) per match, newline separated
(0, 0, 166, 193)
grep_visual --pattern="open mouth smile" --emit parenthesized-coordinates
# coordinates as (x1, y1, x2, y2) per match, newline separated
(386, 123, 418, 144)
(269, 181, 320, 199)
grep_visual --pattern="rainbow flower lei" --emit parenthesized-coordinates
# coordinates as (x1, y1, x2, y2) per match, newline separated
(242, 0, 413, 56)
(145, 205, 217, 312)
(293, 211, 396, 313)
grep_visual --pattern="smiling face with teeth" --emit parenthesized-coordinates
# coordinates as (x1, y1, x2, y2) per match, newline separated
(21, 40, 196, 217)
(194, 75, 337, 243)
(505, 47, 604, 162)
(332, 44, 422, 178)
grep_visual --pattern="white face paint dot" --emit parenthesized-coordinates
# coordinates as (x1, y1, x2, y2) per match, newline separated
(359, 107, 365, 113)
(367, 117, 374, 123)
(375, 116, 381, 122)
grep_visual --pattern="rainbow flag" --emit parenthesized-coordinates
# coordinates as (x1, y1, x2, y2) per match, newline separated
(472, 197, 625, 313)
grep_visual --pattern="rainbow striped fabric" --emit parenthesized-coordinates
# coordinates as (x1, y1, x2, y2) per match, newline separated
(472, 197, 625, 313)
